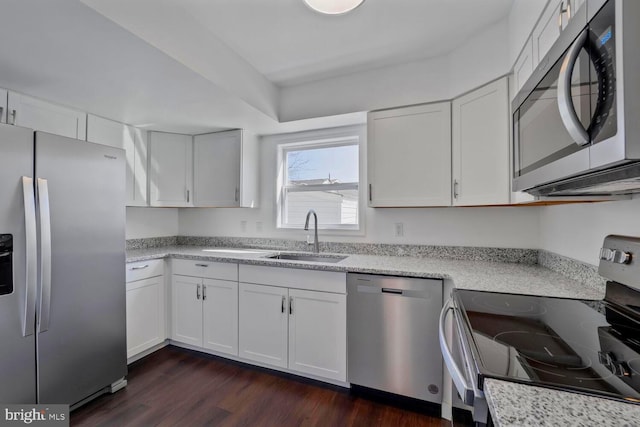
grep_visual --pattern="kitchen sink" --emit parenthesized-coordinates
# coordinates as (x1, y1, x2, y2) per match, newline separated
(267, 254, 347, 263)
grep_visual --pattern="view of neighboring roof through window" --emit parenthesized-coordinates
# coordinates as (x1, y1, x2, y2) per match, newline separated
(279, 139, 360, 230)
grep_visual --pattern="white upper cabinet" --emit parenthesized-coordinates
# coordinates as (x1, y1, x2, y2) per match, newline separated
(367, 102, 452, 207)
(148, 131, 193, 207)
(532, 0, 563, 65)
(193, 129, 259, 208)
(513, 37, 534, 97)
(0, 88, 7, 123)
(87, 115, 148, 206)
(7, 91, 86, 140)
(564, 0, 586, 29)
(452, 78, 510, 206)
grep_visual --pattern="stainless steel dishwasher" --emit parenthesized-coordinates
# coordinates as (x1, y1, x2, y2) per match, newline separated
(347, 273, 443, 403)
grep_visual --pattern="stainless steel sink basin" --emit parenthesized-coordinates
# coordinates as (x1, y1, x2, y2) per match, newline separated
(267, 254, 347, 263)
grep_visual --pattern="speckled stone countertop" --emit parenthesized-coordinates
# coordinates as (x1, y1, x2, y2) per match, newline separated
(126, 245, 605, 299)
(126, 245, 625, 424)
(484, 379, 640, 426)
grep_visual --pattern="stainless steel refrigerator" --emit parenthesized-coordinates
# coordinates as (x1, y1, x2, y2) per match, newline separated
(0, 124, 127, 406)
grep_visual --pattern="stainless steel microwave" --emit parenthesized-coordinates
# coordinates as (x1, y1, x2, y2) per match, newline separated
(512, 0, 640, 196)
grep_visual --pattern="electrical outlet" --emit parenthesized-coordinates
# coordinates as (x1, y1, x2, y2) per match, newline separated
(256, 221, 263, 233)
(240, 221, 247, 233)
(394, 222, 404, 237)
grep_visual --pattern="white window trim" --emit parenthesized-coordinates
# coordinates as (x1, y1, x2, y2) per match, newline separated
(274, 125, 366, 235)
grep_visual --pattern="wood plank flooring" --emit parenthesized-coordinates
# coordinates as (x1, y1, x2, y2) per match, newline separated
(72, 346, 459, 427)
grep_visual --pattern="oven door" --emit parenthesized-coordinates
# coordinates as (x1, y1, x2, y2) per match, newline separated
(439, 299, 488, 425)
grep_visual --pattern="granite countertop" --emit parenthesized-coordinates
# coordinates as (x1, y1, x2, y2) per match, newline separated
(484, 379, 640, 426)
(126, 245, 630, 425)
(127, 245, 605, 300)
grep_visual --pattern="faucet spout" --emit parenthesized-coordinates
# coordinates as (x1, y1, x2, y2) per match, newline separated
(304, 209, 319, 253)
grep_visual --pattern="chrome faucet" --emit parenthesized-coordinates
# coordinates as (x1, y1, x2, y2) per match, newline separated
(304, 209, 319, 253)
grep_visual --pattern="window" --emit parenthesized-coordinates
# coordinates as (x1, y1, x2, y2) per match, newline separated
(277, 129, 361, 231)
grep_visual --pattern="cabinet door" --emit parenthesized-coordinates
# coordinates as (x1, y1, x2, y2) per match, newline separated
(194, 130, 241, 207)
(149, 132, 193, 207)
(129, 127, 148, 206)
(532, 0, 563, 64)
(513, 37, 534, 97)
(0, 88, 7, 123)
(7, 92, 86, 140)
(202, 278, 238, 356)
(565, 0, 586, 28)
(86, 115, 148, 206)
(288, 289, 346, 381)
(368, 102, 451, 207)
(238, 283, 288, 369)
(171, 275, 203, 347)
(126, 276, 165, 359)
(453, 78, 510, 206)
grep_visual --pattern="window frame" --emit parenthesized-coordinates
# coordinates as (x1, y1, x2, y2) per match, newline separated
(276, 125, 365, 233)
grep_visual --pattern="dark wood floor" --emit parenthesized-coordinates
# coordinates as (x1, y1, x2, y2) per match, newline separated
(72, 346, 464, 427)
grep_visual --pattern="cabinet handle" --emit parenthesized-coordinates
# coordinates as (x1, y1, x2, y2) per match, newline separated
(281, 296, 285, 313)
(9, 109, 16, 125)
(453, 180, 460, 199)
(196, 284, 201, 300)
(559, 1, 568, 29)
(368, 184, 372, 202)
(195, 263, 208, 267)
(202, 285, 207, 301)
(235, 187, 239, 203)
(289, 296, 293, 315)
(187, 189, 190, 203)
(0, 106, 3, 122)
(130, 264, 149, 270)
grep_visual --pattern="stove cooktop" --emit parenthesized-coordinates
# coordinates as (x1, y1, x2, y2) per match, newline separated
(453, 287, 640, 404)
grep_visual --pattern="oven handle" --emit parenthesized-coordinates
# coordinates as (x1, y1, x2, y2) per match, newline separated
(439, 299, 475, 405)
(557, 29, 590, 146)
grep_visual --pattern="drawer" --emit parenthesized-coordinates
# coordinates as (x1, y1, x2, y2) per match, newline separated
(172, 258, 237, 281)
(239, 265, 346, 294)
(126, 259, 164, 283)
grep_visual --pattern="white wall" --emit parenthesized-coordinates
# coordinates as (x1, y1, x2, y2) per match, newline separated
(126, 207, 179, 239)
(179, 132, 541, 248)
(279, 18, 510, 122)
(539, 197, 640, 266)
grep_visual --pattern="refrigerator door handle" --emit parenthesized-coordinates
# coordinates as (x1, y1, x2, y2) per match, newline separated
(37, 178, 52, 333)
(22, 177, 37, 337)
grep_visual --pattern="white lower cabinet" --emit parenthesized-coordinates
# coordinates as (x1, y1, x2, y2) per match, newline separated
(238, 283, 288, 368)
(202, 278, 239, 354)
(169, 261, 346, 384)
(288, 288, 346, 381)
(171, 260, 239, 356)
(125, 260, 166, 360)
(238, 265, 347, 382)
(172, 275, 204, 347)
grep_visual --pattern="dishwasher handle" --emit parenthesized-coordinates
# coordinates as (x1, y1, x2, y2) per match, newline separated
(439, 299, 475, 405)
(381, 287, 403, 295)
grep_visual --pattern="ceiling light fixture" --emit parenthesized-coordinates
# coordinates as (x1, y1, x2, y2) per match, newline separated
(303, 0, 366, 15)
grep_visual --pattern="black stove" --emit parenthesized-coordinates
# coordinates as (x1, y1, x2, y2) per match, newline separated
(451, 235, 640, 405)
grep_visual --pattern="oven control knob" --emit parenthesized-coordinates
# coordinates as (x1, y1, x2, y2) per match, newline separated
(600, 248, 632, 264)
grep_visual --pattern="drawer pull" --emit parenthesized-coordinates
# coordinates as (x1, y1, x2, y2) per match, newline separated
(130, 264, 149, 270)
(195, 263, 208, 267)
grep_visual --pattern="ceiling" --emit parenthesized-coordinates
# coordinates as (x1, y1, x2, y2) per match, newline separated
(84, 0, 514, 87)
(0, 0, 515, 135)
